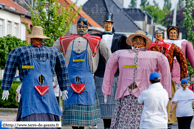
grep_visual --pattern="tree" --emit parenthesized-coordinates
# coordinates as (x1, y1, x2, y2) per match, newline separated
(24, 0, 81, 47)
(177, 0, 185, 10)
(128, 0, 137, 8)
(163, 0, 172, 11)
(141, 5, 165, 24)
(183, 0, 194, 80)
(153, 0, 159, 7)
(140, 0, 149, 8)
(0, 35, 29, 69)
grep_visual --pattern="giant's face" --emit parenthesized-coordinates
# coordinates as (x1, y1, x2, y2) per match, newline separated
(103, 21, 113, 32)
(32, 38, 42, 45)
(132, 36, 146, 48)
(169, 29, 178, 40)
(155, 31, 163, 42)
(77, 24, 88, 35)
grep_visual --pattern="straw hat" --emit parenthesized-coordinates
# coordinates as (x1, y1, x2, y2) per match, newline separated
(26, 26, 50, 39)
(126, 30, 152, 48)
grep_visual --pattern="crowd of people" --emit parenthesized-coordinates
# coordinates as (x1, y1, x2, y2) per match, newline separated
(1, 13, 194, 129)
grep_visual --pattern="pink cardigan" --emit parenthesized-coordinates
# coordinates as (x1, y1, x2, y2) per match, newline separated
(102, 50, 171, 100)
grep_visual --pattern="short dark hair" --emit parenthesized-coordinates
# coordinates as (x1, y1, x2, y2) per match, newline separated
(150, 79, 160, 84)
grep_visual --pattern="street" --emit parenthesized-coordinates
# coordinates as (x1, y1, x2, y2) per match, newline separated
(1, 110, 194, 129)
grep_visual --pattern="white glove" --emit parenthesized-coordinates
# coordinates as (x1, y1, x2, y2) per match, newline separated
(2, 90, 9, 101)
(104, 96, 108, 103)
(62, 90, 68, 101)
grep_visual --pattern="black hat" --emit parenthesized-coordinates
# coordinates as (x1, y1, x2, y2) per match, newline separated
(104, 13, 113, 23)
(77, 17, 88, 27)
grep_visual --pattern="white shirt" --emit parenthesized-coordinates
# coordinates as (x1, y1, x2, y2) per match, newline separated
(138, 82, 169, 129)
(16, 84, 22, 102)
(102, 34, 114, 48)
(171, 88, 194, 117)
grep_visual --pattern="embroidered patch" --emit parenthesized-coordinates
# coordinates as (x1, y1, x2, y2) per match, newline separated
(70, 83, 85, 94)
(123, 65, 137, 68)
(35, 86, 49, 96)
(73, 59, 85, 62)
(22, 65, 34, 69)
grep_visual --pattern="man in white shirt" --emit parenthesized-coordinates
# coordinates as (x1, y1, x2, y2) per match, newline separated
(138, 72, 169, 129)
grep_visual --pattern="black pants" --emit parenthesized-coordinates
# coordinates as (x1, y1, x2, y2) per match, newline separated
(103, 119, 111, 128)
(177, 116, 193, 129)
(72, 127, 84, 129)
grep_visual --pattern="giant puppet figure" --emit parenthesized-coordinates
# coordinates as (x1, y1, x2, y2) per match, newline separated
(1, 26, 69, 128)
(53, 17, 111, 129)
(148, 30, 187, 125)
(91, 13, 131, 129)
(102, 30, 171, 129)
(164, 26, 194, 88)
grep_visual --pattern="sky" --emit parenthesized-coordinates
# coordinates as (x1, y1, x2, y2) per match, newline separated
(71, 0, 179, 10)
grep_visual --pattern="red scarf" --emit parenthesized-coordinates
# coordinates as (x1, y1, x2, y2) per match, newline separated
(32, 44, 41, 47)
(60, 34, 101, 57)
(148, 40, 173, 54)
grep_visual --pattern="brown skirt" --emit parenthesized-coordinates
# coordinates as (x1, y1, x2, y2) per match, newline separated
(167, 78, 177, 124)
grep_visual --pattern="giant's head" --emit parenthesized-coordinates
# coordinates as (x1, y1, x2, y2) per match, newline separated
(167, 26, 179, 40)
(154, 30, 164, 42)
(77, 17, 88, 35)
(126, 30, 152, 48)
(103, 13, 113, 32)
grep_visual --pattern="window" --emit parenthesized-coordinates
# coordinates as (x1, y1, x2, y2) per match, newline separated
(7, 21, 11, 35)
(0, 19, 2, 37)
(14, 23, 18, 37)
(21, 23, 26, 41)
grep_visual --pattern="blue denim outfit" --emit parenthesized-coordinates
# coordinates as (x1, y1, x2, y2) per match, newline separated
(64, 40, 95, 105)
(20, 46, 62, 118)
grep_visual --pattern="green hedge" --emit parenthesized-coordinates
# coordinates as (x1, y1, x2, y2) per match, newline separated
(0, 81, 20, 108)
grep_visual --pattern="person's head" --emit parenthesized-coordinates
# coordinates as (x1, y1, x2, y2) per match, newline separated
(167, 26, 179, 40)
(103, 13, 113, 32)
(149, 72, 160, 84)
(181, 78, 188, 90)
(126, 30, 152, 48)
(26, 26, 50, 44)
(77, 17, 88, 35)
(154, 30, 164, 42)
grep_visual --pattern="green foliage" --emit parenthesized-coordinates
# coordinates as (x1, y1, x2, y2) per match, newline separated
(140, 0, 149, 8)
(0, 35, 29, 69)
(128, 0, 137, 8)
(141, 5, 166, 24)
(153, 0, 159, 7)
(183, 0, 194, 80)
(24, 0, 81, 47)
(163, 0, 172, 11)
(178, 0, 185, 10)
(0, 81, 20, 108)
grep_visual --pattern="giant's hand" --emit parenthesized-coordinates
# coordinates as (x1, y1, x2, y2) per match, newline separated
(104, 96, 108, 103)
(62, 90, 68, 101)
(2, 90, 9, 100)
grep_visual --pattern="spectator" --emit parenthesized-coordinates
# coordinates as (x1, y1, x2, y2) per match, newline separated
(138, 72, 169, 129)
(170, 78, 194, 129)
(15, 83, 22, 103)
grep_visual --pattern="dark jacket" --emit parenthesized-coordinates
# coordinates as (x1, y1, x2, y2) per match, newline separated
(91, 33, 131, 77)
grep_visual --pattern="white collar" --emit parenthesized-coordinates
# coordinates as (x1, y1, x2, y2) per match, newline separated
(148, 82, 163, 90)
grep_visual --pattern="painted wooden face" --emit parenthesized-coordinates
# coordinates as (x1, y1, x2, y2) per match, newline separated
(132, 36, 146, 48)
(155, 31, 163, 42)
(169, 29, 178, 40)
(32, 38, 42, 45)
(103, 21, 113, 32)
(77, 26, 88, 31)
